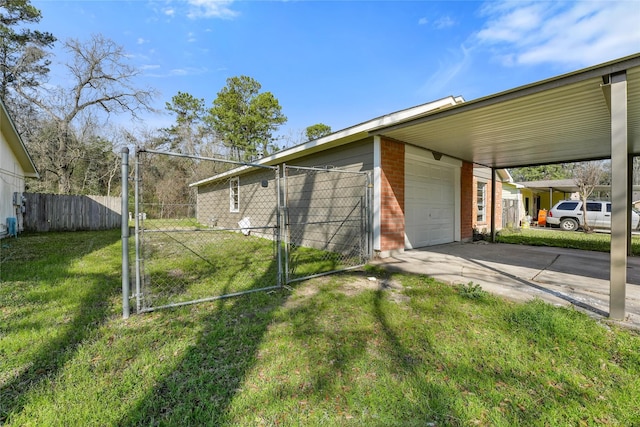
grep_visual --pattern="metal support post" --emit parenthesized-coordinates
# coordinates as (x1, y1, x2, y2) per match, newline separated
(609, 71, 628, 319)
(121, 147, 130, 319)
(276, 166, 282, 288)
(134, 150, 142, 313)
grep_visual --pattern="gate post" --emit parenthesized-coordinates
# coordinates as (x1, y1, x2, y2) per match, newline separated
(121, 147, 130, 319)
(276, 165, 283, 287)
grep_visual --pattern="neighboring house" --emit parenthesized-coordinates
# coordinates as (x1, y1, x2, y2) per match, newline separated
(193, 96, 510, 258)
(501, 172, 526, 228)
(0, 98, 39, 238)
(515, 179, 579, 219)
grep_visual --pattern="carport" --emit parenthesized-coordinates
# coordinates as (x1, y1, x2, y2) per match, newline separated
(371, 53, 640, 320)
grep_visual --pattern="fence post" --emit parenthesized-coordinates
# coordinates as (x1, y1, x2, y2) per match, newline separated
(134, 150, 141, 313)
(276, 165, 282, 288)
(121, 147, 130, 319)
(282, 164, 290, 285)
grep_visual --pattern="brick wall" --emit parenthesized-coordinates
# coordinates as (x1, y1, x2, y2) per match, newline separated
(378, 148, 503, 248)
(460, 162, 474, 241)
(380, 138, 405, 251)
(495, 180, 503, 228)
(471, 174, 503, 233)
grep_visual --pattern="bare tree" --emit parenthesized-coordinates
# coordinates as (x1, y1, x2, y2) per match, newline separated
(574, 161, 605, 232)
(15, 34, 156, 193)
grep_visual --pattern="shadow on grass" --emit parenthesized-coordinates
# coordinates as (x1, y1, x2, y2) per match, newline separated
(370, 287, 462, 424)
(0, 231, 121, 424)
(118, 255, 290, 426)
(138, 231, 280, 310)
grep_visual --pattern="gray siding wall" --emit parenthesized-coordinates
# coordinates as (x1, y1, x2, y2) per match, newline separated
(196, 168, 279, 238)
(285, 138, 373, 171)
(196, 138, 373, 248)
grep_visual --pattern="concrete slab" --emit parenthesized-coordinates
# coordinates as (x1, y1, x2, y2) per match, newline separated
(373, 242, 640, 330)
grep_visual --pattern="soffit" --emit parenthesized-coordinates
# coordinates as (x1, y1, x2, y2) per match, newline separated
(374, 54, 640, 169)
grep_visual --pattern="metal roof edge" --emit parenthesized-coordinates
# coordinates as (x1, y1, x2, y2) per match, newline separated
(191, 95, 464, 186)
(261, 95, 464, 164)
(189, 164, 252, 187)
(371, 53, 640, 135)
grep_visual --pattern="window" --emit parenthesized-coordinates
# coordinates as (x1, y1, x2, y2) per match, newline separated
(586, 202, 603, 212)
(557, 201, 579, 211)
(229, 177, 239, 212)
(476, 182, 486, 222)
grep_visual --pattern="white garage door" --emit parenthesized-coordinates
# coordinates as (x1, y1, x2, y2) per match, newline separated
(405, 147, 460, 249)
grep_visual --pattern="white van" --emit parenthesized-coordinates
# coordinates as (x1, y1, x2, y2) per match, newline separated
(546, 200, 640, 231)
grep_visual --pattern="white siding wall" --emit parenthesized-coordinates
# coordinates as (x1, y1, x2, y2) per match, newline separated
(0, 135, 26, 236)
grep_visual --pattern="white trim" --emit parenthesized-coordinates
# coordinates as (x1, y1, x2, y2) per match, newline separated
(191, 96, 464, 187)
(404, 145, 461, 248)
(455, 166, 461, 242)
(405, 147, 462, 167)
(476, 181, 487, 223)
(229, 177, 239, 212)
(0, 98, 39, 178)
(373, 136, 381, 251)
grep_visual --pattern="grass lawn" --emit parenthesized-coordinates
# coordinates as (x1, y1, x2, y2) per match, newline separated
(1, 230, 639, 426)
(496, 227, 640, 255)
(136, 225, 363, 310)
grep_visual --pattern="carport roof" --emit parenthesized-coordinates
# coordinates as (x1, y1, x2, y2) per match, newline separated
(518, 179, 640, 194)
(372, 53, 640, 169)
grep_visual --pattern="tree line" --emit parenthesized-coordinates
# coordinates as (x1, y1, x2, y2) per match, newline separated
(1, 0, 332, 197)
(1, 1, 631, 206)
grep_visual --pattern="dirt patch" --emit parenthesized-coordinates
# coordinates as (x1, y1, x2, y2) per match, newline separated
(333, 275, 400, 295)
(284, 274, 410, 310)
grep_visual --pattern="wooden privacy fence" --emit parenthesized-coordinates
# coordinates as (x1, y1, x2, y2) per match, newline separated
(23, 193, 122, 232)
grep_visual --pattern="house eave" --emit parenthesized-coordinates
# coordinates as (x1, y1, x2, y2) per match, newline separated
(191, 95, 464, 187)
(1, 99, 40, 178)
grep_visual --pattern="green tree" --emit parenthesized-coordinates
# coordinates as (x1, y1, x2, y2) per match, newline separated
(305, 123, 332, 140)
(206, 75, 286, 161)
(163, 91, 206, 154)
(574, 161, 605, 233)
(0, 0, 55, 103)
(509, 164, 573, 182)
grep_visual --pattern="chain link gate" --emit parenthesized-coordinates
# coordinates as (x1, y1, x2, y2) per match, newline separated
(133, 150, 281, 312)
(125, 151, 372, 315)
(282, 165, 371, 284)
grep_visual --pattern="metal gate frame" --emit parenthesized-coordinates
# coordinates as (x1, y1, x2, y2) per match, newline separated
(121, 152, 372, 317)
(282, 164, 372, 285)
(132, 149, 282, 314)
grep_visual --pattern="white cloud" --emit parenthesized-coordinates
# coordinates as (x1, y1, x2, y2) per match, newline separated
(419, 45, 473, 98)
(137, 38, 148, 45)
(434, 16, 455, 29)
(419, 15, 456, 29)
(187, 32, 197, 42)
(144, 66, 209, 78)
(475, 1, 640, 67)
(163, 7, 175, 17)
(186, 0, 238, 19)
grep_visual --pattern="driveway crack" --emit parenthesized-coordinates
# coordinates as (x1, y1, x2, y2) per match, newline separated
(531, 254, 561, 282)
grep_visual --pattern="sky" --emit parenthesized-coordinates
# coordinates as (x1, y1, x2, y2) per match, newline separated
(31, 0, 640, 144)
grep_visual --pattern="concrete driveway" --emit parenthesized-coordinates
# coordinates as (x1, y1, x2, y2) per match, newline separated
(374, 242, 640, 330)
